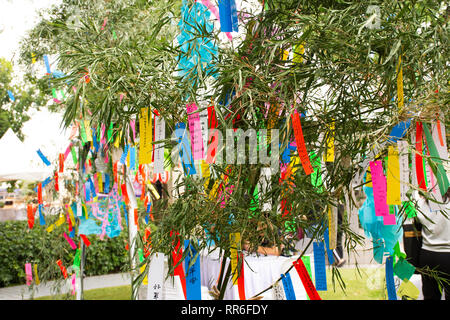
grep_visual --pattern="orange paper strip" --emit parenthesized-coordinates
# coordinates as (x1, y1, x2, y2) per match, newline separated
(291, 111, 313, 175)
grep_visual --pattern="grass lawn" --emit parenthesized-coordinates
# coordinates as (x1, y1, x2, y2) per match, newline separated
(35, 267, 386, 300)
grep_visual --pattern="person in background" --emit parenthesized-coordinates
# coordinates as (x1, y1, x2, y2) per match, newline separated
(416, 188, 450, 300)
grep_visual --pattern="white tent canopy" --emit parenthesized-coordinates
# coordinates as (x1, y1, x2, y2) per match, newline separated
(0, 128, 53, 182)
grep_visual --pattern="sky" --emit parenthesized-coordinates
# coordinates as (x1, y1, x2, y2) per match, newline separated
(0, 0, 68, 167)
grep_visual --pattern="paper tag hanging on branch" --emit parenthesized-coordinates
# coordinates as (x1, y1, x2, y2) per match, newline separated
(147, 252, 165, 300)
(218, 0, 239, 33)
(396, 55, 404, 111)
(27, 204, 35, 229)
(280, 273, 296, 300)
(154, 114, 165, 174)
(25, 263, 33, 286)
(139, 107, 153, 165)
(325, 120, 335, 162)
(313, 241, 327, 291)
(187, 103, 204, 161)
(291, 110, 313, 175)
(398, 140, 409, 201)
(414, 122, 427, 191)
(386, 145, 401, 205)
(293, 259, 321, 300)
(174, 122, 197, 176)
(184, 240, 202, 300)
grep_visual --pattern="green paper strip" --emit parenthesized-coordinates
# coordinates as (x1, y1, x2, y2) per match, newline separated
(301, 255, 312, 300)
(79, 120, 88, 144)
(310, 151, 323, 192)
(393, 257, 415, 281)
(71, 146, 78, 165)
(402, 201, 416, 218)
(422, 123, 449, 196)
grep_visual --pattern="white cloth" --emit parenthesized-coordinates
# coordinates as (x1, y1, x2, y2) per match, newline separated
(200, 248, 312, 300)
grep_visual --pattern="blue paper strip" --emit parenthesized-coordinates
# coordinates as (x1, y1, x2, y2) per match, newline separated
(89, 177, 97, 198)
(323, 227, 335, 265)
(38, 204, 46, 225)
(129, 146, 136, 171)
(36, 149, 51, 166)
(281, 273, 296, 300)
(174, 123, 196, 176)
(119, 145, 129, 164)
(104, 174, 110, 194)
(386, 256, 397, 300)
(184, 239, 202, 300)
(34, 176, 52, 192)
(387, 119, 411, 143)
(229, 0, 239, 32)
(313, 241, 327, 291)
(43, 55, 51, 74)
(85, 181, 91, 202)
(7, 90, 15, 102)
(218, 0, 232, 32)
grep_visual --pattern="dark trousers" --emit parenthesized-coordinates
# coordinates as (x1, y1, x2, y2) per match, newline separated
(419, 248, 450, 300)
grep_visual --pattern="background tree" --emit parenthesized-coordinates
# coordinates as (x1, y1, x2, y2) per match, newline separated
(18, 0, 449, 300)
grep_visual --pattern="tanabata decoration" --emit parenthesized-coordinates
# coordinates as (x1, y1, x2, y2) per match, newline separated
(78, 185, 123, 239)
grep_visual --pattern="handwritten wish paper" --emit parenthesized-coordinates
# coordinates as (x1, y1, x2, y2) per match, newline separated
(398, 141, 409, 201)
(139, 108, 153, 165)
(291, 110, 313, 175)
(313, 241, 327, 291)
(184, 240, 202, 300)
(147, 252, 165, 300)
(293, 259, 321, 300)
(369, 161, 389, 221)
(199, 108, 209, 159)
(281, 273, 296, 300)
(154, 115, 165, 174)
(187, 103, 204, 161)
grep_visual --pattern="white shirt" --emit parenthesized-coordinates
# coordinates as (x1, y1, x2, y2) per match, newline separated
(416, 194, 450, 252)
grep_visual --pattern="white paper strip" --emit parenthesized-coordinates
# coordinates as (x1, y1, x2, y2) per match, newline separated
(199, 108, 209, 160)
(147, 252, 165, 300)
(154, 115, 165, 174)
(398, 140, 409, 201)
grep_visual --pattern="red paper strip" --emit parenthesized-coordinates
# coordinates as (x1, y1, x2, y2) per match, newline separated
(291, 111, 313, 175)
(56, 260, 68, 279)
(293, 259, 321, 300)
(54, 172, 59, 192)
(113, 161, 118, 184)
(80, 234, 91, 247)
(170, 231, 187, 299)
(237, 252, 246, 300)
(121, 183, 129, 205)
(415, 122, 427, 191)
(436, 119, 444, 147)
(27, 204, 34, 229)
(59, 153, 64, 172)
(144, 227, 152, 258)
(133, 208, 139, 230)
(37, 183, 43, 204)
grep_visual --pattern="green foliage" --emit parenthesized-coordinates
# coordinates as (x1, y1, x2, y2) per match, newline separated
(0, 218, 129, 287)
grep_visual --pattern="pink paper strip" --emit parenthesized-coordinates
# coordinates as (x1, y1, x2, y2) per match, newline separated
(101, 123, 106, 145)
(369, 161, 389, 218)
(64, 143, 72, 161)
(25, 263, 33, 285)
(71, 273, 76, 295)
(130, 119, 136, 142)
(187, 103, 204, 160)
(63, 232, 77, 250)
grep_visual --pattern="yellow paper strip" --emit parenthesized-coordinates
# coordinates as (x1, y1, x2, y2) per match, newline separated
(140, 264, 148, 285)
(325, 121, 335, 162)
(46, 224, 55, 233)
(293, 43, 305, 64)
(327, 205, 337, 250)
(33, 264, 40, 285)
(139, 107, 153, 164)
(387, 145, 401, 205)
(84, 120, 93, 142)
(229, 232, 241, 285)
(98, 173, 103, 193)
(201, 160, 210, 190)
(55, 215, 65, 227)
(397, 56, 404, 111)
